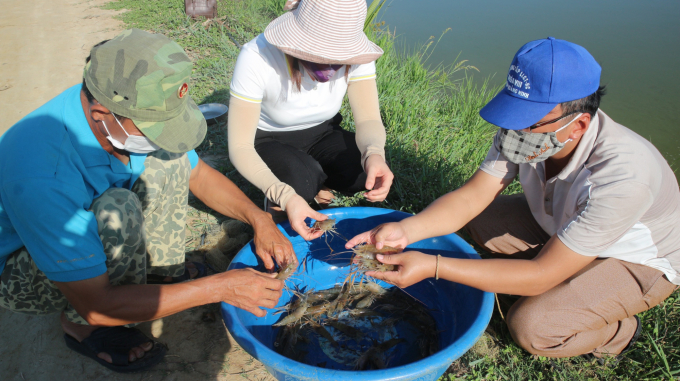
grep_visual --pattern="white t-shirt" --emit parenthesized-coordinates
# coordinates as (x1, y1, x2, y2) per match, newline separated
(229, 34, 377, 132)
(479, 110, 680, 284)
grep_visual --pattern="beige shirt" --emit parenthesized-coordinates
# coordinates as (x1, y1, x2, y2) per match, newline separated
(480, 110, 680, 284)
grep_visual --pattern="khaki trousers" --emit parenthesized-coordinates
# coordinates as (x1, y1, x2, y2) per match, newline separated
(465, 194, 677, 358)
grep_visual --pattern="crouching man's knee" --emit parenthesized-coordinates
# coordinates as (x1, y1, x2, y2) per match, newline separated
(506, 297, 569, 358)
(90, 188, 145, 261)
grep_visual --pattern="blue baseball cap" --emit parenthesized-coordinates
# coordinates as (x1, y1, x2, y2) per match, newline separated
(479, 37, 601, 130)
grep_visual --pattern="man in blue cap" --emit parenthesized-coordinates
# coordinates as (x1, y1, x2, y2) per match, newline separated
(346, 37, 680, 359)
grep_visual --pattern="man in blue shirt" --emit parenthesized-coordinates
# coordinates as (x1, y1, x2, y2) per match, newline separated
(0, 29, 295, 372)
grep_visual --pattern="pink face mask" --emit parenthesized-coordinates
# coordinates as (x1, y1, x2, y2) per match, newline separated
(301, 61, 343, 82)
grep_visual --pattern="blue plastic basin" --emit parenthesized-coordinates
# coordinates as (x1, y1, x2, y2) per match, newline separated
(222, 207, 494, 381)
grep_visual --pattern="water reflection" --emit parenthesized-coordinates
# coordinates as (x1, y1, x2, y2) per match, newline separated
(377, 0, 680, 176)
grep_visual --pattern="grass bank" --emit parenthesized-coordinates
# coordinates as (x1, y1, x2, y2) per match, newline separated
(104, 0, 679, 379)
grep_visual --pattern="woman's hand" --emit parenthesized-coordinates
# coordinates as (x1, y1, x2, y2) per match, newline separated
(345, 222, 410, 251)
(364, 155, 393, 202)
(285, 194, 328, 241)
(365, 251, 437, 288)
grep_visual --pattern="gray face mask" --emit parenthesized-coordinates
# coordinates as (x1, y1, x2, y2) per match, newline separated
(497, 113, 582, 164)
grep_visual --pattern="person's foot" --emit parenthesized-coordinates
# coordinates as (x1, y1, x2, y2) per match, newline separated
(146, 261, 207, 284)
(159, 261, 200, 283)
(581, 315, 641, 365)
(264, 197, 288, 224)
(314, 187, 335, 207)
(61, 312, 152, 363)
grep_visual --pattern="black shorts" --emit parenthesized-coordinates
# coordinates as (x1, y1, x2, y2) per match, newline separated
(254, 113, 366, 203)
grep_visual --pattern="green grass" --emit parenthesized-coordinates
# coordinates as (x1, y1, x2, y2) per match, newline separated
(341, 28, 514, 212)
(104, 0, 679, 380)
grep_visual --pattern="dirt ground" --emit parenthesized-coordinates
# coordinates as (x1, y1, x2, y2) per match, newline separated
(1, 204, 274, 381)
(0, 1, 274, 380)
(0, 0, 121, 134)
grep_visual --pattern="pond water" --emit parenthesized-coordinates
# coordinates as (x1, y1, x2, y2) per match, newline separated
(376, 0, 680, 177)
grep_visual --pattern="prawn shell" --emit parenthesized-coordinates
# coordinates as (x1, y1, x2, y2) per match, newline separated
(304, 303, 330, 316)
(363, 281, 387, 295)
(354, 244, 400, 256)
(276, 262, 297, 280)
(313, 218, 336, 231)
(273, 302, 309, 326)
(356, 294, 376, 309)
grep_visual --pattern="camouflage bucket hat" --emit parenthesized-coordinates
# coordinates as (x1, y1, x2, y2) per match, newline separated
(83, 29, 206, 153)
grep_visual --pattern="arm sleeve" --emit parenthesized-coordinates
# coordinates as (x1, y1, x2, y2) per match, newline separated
(478, 130, 519, 180)
(187, 150, 199, 169)
(347, 78, 386, 169)
(348, 61, 377, 82)
(557, 182, 654, 256)
(229, 46, 267, 104)
(1, 178, 107, 282)
(227, 97, 298, 210)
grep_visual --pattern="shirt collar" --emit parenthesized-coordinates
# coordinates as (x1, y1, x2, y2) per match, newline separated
(554, 111, 600, 182)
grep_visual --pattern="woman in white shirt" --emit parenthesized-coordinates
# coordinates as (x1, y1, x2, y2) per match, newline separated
(228, 0, 394, 240)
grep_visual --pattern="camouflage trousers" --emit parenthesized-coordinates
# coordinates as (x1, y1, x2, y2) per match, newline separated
(0, 150, 192, 325)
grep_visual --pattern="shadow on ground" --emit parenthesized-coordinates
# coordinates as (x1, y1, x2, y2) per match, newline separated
(0, 302, 274, 381)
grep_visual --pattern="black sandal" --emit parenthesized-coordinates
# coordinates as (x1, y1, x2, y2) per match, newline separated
(64, 326, 166, 373)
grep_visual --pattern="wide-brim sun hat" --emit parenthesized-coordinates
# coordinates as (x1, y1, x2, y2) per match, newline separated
(264, 0, 384, 65)
(84, 29, 206, 153)
(479, 37, 601, 130)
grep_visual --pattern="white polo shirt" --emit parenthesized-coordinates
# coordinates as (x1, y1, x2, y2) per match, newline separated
(229, 34, 377, 132)
(480, 110, 680, 284)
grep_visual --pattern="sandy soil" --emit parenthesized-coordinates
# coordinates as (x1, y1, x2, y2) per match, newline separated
(0, 0, 123, 134)
(0, 2, 274, 379)
(0, 216, 274, 381)
(0, 303, 275, 381)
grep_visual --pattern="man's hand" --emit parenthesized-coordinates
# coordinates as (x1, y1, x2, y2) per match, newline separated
(55, 267, 285, 327)
(215, 268, 284, 317)
(365, 251, 436, 288)
(364, 155, 393, 202)
(188, 158, 297, 269)
(346, 222, 410, 250)
(285, 194, 327, 241)
(251, 213, 296, 271)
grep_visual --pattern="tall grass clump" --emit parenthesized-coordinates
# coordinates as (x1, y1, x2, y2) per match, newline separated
(365, 0, 388, 31)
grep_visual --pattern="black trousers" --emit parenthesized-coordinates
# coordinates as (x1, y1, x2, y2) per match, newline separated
(254, 114, 367, 203)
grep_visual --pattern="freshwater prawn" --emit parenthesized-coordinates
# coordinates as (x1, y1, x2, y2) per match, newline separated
(353, 338, 405, 370)
(276, 261, 297, 280)
(312, 218, 352, 255)
(273, 297, 310, 326)
(269, 217, 440, 368)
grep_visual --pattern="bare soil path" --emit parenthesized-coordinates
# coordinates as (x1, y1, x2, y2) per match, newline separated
(0, 0, 122, 134)
(0, 1, 274, 380)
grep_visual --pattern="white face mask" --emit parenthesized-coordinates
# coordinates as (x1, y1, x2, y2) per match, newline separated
(102, 114, 160, 154)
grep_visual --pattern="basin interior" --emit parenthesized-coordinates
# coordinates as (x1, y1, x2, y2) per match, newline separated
(226, 208, 489, 373)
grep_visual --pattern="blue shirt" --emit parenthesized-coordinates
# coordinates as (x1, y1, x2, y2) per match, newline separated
(0, 84, 199, 282)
